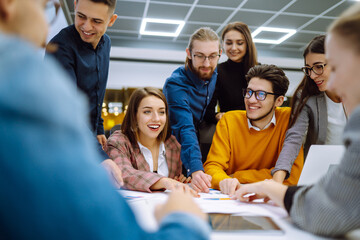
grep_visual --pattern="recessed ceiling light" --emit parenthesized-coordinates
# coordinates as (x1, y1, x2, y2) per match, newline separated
(252, 27, 296, 44)
(140, 18, 185, 37)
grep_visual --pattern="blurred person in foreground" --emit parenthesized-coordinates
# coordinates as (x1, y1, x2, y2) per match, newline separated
(0, 0, 209, 239)
(233, 3, 360, 237)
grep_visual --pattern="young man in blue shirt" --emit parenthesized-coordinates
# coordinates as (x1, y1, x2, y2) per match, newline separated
(0, 0, 210, 239)
(46, 0, 117, 149)
(163, 27, 222, 193)
(46, 0, 122, 186)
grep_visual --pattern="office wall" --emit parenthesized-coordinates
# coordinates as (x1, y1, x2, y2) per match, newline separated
(107, 47, 304, 96)
(108, 60, 178, 90)
(47, 8, 68, 42)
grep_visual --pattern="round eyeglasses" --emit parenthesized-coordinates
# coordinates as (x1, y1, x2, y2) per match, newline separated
(301, 63, 327, 77)
(242, 88, 280, 101)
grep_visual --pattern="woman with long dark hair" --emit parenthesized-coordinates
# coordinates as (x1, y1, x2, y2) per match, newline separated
(272, 35, 347, 182)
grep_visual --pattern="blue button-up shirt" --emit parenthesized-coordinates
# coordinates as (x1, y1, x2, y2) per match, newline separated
(46, 24, 110, 136)
(163, 66, 217, 176)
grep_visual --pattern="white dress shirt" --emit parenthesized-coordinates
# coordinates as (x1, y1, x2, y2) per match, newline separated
(137, 141, 169, 177)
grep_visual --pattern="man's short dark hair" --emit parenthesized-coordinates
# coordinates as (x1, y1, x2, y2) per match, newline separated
(245, 64, 289, 96)
(76, 0, 116, 12)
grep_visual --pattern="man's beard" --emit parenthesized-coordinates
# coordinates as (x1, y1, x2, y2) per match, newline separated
(193, 66, 215, 80)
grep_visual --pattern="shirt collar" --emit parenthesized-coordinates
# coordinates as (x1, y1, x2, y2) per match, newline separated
(97, 35, 105, 47)
(159, 142, 166, 155)
(137, 141, 146, 151)
(137, 141, 165, 155)
(247, 112, 276, 131)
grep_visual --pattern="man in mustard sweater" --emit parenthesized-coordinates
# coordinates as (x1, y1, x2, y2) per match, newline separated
(204, 64, 303, 195)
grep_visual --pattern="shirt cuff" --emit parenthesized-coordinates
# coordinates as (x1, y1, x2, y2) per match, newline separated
(188, 164, 205, 177)
(160, 212, 210, 239)
(97, 118, 105, 135)
(284, 185, 303, 213)
(97, 128, 105, 135)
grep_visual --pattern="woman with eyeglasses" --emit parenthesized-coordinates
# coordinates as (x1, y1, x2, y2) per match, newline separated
(199, 22, 257, 162)
(272, 35, 347, 182)
(106, 87, 195, 194)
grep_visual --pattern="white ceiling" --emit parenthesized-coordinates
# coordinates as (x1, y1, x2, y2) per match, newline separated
(61, 0, 358, 59)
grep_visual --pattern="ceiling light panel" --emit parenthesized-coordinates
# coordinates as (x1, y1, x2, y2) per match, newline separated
(140, 18, 185, 37)
(252, 27, 296, 44)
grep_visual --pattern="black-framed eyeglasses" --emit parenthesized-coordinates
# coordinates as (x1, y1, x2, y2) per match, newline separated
(242, 88, 280, 101)
(301, 63, 327, 77)
(46, 0, 61, 25)
(192, 54, 220, 63)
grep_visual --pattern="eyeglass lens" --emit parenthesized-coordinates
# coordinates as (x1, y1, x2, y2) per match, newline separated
(303, 64, 325, 76)
(243, 89, 267, 101)
(193, 54, 219, 62)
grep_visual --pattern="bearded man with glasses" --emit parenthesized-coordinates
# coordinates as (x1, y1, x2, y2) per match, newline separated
(163, 27, 222, 193)
(204, 64, 304, 196)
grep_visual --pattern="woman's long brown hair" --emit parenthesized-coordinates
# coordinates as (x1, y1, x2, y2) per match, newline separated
(288, 35, 325, 128)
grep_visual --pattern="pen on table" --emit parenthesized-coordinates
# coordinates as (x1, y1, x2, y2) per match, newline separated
(205, 198, 232, 200)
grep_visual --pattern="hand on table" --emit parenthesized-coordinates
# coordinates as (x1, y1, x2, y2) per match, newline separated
(160, 178, 198, 197)
(174, 174, 192, 183)
(233, 179, 288, 208)
(219, 178, 241, 196)
(191, 171, 212, 193)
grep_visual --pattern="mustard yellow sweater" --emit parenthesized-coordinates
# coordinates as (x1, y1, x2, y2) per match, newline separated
(204, 107, 303, 190)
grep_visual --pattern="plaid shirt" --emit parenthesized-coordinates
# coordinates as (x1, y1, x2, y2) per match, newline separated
(106, 131, 182, 192)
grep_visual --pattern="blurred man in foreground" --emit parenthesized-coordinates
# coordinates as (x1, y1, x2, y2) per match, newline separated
(0, 0, 209, 239)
